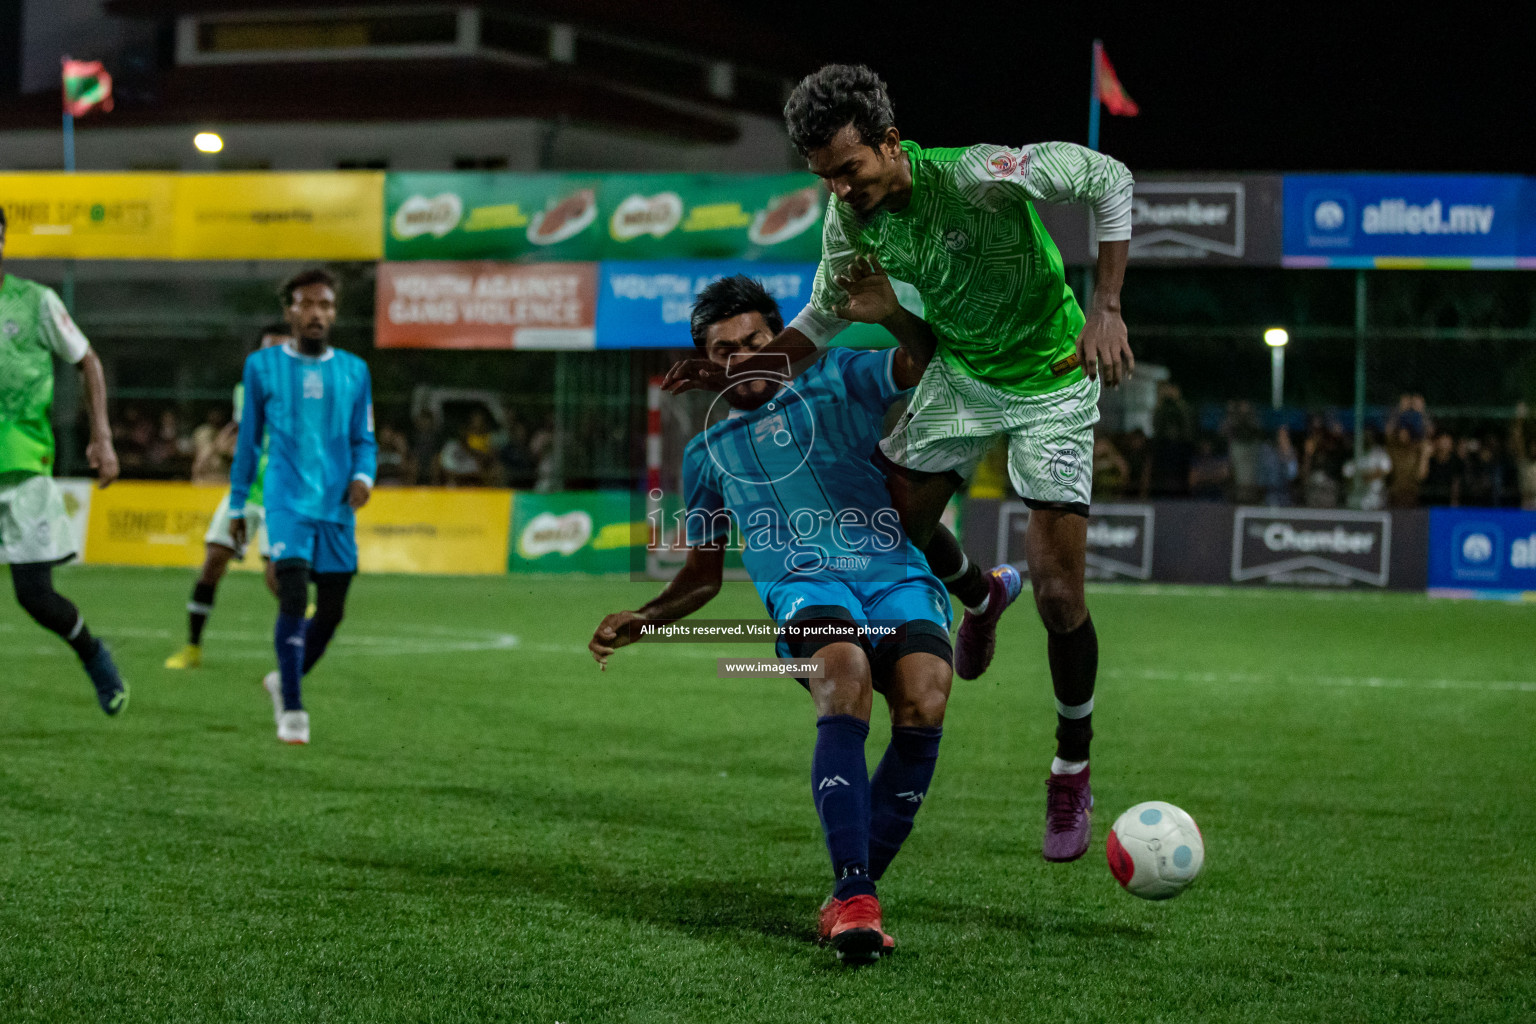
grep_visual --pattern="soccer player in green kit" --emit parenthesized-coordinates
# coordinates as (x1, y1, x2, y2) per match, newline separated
(663, 65, 1134, 862)
(0, 208, 128, 714)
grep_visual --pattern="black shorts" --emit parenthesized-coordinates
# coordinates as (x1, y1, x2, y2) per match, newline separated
(779, 604, 953, 693)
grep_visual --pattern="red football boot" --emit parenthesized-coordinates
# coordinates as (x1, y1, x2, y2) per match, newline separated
(817, 894, 892, 961)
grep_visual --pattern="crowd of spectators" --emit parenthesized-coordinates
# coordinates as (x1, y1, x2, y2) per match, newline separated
(107, 385, 1536, 510)
(106, 401, 557, 489)
(1091, 387, 1536, 510)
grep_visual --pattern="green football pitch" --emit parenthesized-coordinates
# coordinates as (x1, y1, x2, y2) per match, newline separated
(3, 566, 1534, 1023)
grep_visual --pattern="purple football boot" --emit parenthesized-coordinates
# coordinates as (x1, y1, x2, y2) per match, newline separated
(1042, 764, 1093, 862)
(953, 563, 1023, 681)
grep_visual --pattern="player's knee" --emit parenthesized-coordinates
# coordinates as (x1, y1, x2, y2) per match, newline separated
(1034, 577, 1086, 634)
(891, 683, 948, 729)
(808, 644, 873, 716)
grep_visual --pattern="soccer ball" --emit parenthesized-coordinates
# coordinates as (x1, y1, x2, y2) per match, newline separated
(1106, 801, 1204, 900)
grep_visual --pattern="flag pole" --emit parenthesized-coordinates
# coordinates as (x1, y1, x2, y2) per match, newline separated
(62, 111, 76, 172)
(60, 60, 77, 316)
(1088, 38, 1102, 151)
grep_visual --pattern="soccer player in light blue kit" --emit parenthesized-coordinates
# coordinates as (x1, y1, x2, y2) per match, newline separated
(229, 269, 376, 745)
(590, 270, 951, 962)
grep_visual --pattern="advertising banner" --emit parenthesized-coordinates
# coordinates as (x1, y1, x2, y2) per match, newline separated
(83, 481, 225, 567)
(509, 490, 646, 574)
(172, 173, 384, 260)
(383, 172, 825, 262)
(0, 173, 383, 260)
(0, 174, 177, 259)
(385, 173, 606, 261)
(376, 261, 598, 350)
(599, 174, 825, 262)
(1231, 507, 1391, 587)
(1282, 174, 1526, 267)
(596, 261, 816, 349)
(968, 499, 1427, 591)
(1032, 174, 1283, 266)
(355, 488, 512, 575)
(1427, 507, 1536, 598)
(996, 502, 1154, 580)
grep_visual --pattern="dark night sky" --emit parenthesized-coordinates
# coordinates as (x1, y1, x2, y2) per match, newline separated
(738, 3, 1533, 175)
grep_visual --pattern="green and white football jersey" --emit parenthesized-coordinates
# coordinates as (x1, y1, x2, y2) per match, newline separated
(0, 274, 90, 479)
(798, 140, 1133, 398)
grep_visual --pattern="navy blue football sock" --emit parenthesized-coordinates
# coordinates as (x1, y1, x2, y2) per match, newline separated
(274, 612, 306, 711)
(868, 725, 943, 881)
(812, 714, 875, 900)
(302, 572, 352, 675)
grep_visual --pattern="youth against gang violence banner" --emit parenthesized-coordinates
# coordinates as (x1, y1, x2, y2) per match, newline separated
(383, 172, 827, 262)
(375, 261, 598, 350)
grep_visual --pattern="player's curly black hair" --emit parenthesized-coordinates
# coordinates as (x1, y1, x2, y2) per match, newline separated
(690, 275, 783, 350)
(278, 267, 339, 306)
(783, 64, 896, 157)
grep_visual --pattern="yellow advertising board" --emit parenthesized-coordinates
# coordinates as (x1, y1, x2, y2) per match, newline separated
(0, 174, 177, 259)
(81, 482, 513, 575)
(0, 172, 383, 260)
(172, 173, 384, 260)
(84, 481, 225, 567)
(355, 488, 512, 575)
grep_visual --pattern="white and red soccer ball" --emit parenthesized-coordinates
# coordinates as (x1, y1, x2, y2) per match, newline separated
(1107, 801, 1205, 900)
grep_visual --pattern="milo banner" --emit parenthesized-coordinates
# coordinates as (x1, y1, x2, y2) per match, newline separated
(509, 491, 646, 574)
(385, 173, 606, 262)
(384, 172, 826, 262)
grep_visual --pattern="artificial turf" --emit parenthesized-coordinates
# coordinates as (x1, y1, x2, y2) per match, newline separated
(2, 566, 1534, 1023)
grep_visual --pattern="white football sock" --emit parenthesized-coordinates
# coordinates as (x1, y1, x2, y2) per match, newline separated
(1051, 757, 1088, 775)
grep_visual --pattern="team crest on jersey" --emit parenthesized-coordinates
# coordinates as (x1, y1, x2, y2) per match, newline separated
(2, 320, 18, 339)
(987, 150, 1027, 179)
(303, 370, 324, 399)
(942, 228, 970, 253)
(1049, 446, 1082, 483)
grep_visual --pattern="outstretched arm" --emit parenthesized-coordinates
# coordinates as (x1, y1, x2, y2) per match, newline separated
(589, 544, 725, 669)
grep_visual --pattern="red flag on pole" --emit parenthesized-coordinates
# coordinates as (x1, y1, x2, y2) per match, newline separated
(62, 58, 114, 117)
(1095, 47, 1139, 117)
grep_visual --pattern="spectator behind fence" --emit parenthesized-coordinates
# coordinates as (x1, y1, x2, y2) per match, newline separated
(1343, 428, 1392, 510)
(439, 420, 492, 487)
(1301, 415, 1347, 507)
(376, 424, 410, 486)
(1150, 381, 1196, 497)
(1120, 428, 1151, 499)
(1188, 434, 1230, 500)
(498, 420, 538, 490)
(1222, 400, 1265, 504)
(1418, 432, 1461, 506)
(1385, 422, 1422, 508)
(189, 406, 234, 484)
(1257, 425, 1298, 506)
(410, 410, 441, 486)
(1513, 404, 1536, 510)
(1456, 435, 1497, 508)
(1092, 429, 1130, 499)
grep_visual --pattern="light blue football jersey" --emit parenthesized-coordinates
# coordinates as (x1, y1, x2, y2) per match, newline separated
(230, 343, 377, 525)
(682, 347, 934, 598)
